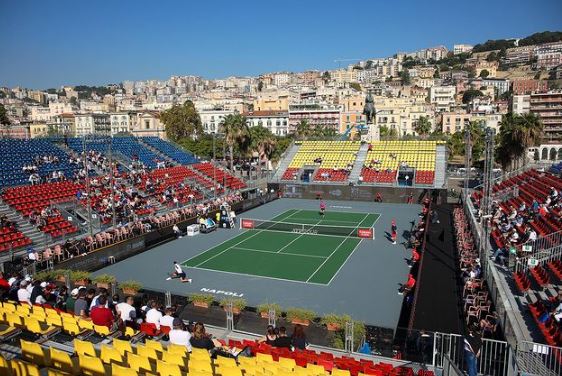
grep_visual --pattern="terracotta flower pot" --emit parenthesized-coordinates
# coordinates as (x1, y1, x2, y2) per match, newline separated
(326, 322, 340, 331)
(260, 311, 269, 319)
(291, 318, 310, 326)
(122, 288, 139, 295)
(223, 307, 241, 315)
(96, 282, 110, 289)
(56, 276, 67, 283)
(193, 301, 209, 308)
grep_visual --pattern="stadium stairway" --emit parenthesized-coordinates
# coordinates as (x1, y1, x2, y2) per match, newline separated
(137, 139, 179, 166)
(0, 198, 47, 249)
(349, 143, 370, 184)
(272, 142, 300, 181)
(433, 144, 447, 188)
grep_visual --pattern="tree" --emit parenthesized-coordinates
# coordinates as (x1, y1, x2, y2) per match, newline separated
(380, 126, 398, 141)
(400, 70, 411, 85)
(447, 121, 486, 160)
(414, 116, 432, 138)
(220, 113, 250, 171)
(69, 97, 78, 106)
(0, 104, 10, 125)
(486, 52, 498, 62)
(365, 60, 374, 70)
(349, 82, 361, 91)
(496, 113, 543, 171)
(161, 100, 203, 142)
(257, 81, 264, 92)
(322, 71, 331, 82)
(479, 69, 490, 78)
(295, 120, 313, 140)
(249, 126, 276, 165)
(462, 89, 484, 104)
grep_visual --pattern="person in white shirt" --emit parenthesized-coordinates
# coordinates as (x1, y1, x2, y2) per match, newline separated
(18, 281, 32, 306)
(145, 301, 163, 329)
(168, 318, 192, 352)
(167, 261, 191, 283)
(172, 225, 183, 239)
(35, 293, 47, 305)
(116, 296, 137, 323)
(159, 307, 175, 329)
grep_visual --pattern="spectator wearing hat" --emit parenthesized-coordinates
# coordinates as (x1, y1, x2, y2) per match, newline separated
(66, 288, 79, 313)
(74, 288, 88, 317)
(169, 318, 192, 352)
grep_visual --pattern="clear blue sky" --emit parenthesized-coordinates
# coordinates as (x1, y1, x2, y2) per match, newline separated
(1, 0, 561, 89)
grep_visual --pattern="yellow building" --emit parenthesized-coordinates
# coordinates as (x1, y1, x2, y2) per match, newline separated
(339, 94, 365, 135)
(29, 122, 48, 138)
(253, 93, 290, 111)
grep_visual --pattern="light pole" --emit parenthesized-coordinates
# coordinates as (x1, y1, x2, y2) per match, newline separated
(82, 135, 93, 236)
(212, 131, 216, 199)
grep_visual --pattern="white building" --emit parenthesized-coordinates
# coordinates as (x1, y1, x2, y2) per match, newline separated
(511, 95, 531, 115)
(110, 112, 133, 134)
(74, 113, 111, 136)
(273, 73, 290, 87)
(453, 44, 473, 55)
(244, 110, 289, 136)
(199, 109, 236, 134)
(30, 106, 51, 122)
(429, 86, 456, 112)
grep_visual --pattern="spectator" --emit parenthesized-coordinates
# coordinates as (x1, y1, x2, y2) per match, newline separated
(272, 326, 292, 349)
(258, 325, 278, 345)
(90, 295, 114, 328)
(17, 281, 31, 306)
(74, 288, 88, 317)
(145, 301, 163, 329)
(398, 274, 416, 295)
(464, 324, 482, 376)
(291, 324, 309, 350)
(169, 318, 192, 352)
(66, 288, 78, 314)
(159, 307, 175, 329)
(190, 322, 216, 351)
(116, 296, 137, 325)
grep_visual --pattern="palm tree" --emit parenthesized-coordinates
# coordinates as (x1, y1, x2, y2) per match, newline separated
(414, 116, 432, 139)
(249, 126, 277, 170)
(497, 113, 543, 171)
(295, 120, 312, 140)
(220, 114, 250, 171)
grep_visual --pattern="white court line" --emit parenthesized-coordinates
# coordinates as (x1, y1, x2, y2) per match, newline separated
(183, 209, 301, 267)
(188, 265, 328, 286)
(233, 246, 327, 259)
(327, 213, 376, 285)
(306, 213, 371, 283)
(275, 217, 323, 254)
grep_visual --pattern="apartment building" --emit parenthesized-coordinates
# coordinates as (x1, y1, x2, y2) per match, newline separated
(453, 44, 473, 55)
(75, 113, 111, 136)
(288, 103, 342, 133)
(430, 86, 456, 112)
(530, 92, 562, 140)
(244, 110, 289, 136)
(512, 79, 549, 95)
(198, 108, 235, 134)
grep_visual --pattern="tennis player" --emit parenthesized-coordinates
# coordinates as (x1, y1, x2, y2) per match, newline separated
(167, 261, 192, 283)
(319, 200, 326, 216)
(391, 219, 397, 245)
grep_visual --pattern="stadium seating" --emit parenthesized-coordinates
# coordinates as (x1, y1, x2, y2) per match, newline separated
(0, 297, 428, 376)
(0, 226, 32, 253)
(2, 182, 81, 238)
(0, 139, 78, 189)
(361, 141, 438, 185)
(142, 137, 198, 165)
(281, 141, 360, 182)
(193, 162, 246, 190)
(136, 166, 205, 203)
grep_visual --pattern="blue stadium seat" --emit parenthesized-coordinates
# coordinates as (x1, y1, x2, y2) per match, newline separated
(141, 137, 198, 165)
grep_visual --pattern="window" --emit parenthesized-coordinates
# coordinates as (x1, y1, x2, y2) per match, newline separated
(145, 120, 150, 130)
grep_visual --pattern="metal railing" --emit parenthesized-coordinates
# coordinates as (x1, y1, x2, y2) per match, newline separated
(515, 341, 562, 376)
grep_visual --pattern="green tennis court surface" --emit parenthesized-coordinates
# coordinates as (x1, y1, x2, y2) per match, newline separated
(182, 209, 380, 285)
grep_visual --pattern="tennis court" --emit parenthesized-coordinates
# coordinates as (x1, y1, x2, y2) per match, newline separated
(182, 209, 380, 285)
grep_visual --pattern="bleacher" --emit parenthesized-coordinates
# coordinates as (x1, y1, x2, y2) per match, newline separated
(193, 163, 246, 190)
(136, 166, 205, 203)
(0, 298, 431, 376)
(142, 137, 198, 165)
(281, 141, 361, 182)
(0, 226, 31, 253)
(0, 139, 79, 189)
(361, 141, 438, 185)
(2, 182, 81, 239)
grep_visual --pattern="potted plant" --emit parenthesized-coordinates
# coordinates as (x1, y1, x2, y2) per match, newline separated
(34, 270, 54, 282)
(286, 307, 316, 326)
(120, 280, 143, 295)
(92, 274, 116, 289)
(70, 270, 90, 286)
(52, 269, 69, 283)
(257, 303, 281, 319)
(190, 293, 214, 309)
(220, 298, 247, 315)
(321, 313, 351, 331)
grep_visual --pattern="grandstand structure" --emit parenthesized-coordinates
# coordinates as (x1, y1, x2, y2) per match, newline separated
(273, 140, 447, 190)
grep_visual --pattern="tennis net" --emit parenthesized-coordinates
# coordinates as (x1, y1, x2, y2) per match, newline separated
(239, 218, 374, 239)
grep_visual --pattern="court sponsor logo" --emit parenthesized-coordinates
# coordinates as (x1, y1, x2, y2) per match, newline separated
(330, 205, 352, 209)
(200, 288, 244, 297)
(292, 228, 318, 234)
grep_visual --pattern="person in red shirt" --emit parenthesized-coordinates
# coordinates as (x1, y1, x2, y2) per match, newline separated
(399, 274, 416, 295)
(90, 295, 114, 328)
(409, 248, 421, 267)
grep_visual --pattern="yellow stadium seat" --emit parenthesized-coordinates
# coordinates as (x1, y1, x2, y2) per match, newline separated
(189, 359, 213, 373)
(20, 339, 49, 367)
(145, 339, 164, 353)
(63, 321, 84, 336)
(215, 356, 237, 368)
(93, 324, 111, 337)
(111, 363, 139, 376)
(135, 344, 160, 360)
(217, 366, 243, 376)
(25, 317, 58, 336)
(124, 326, 137, 337)
(78, 319, 94, 331)
(0, 355, 10, 376)
(167, 343, 188, 356)
(100, 344, 123, 365)
(190, 347, 211, 361)
(332, 369, 351, 376)
(46, 315, 63, 327)
(79, 355, 107, 376)
(47, 369, 74, 376)
(127, 353, 153, 373)
(1, 302, 15, 313)
(10, 359, 40, 376)
(15, 304, 30, 315)
(74, 339, 97, 357)
(156, 360, 182, 376)
(161, 351, 186, 369)
(49, 347, 80, 375)
(113, 338, 134, 356)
